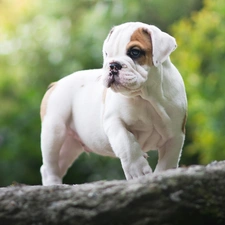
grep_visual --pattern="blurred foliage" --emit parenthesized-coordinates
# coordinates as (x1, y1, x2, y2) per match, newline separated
(172, 0, 225, 164)
(4, 0, 224, 187)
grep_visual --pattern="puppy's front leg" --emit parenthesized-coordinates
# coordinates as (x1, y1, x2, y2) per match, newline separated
(104, 121, 152, 180)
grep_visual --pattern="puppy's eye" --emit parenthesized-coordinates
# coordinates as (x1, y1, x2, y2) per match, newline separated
(128, 48, 144, 59)
(105, 52, 108, 57)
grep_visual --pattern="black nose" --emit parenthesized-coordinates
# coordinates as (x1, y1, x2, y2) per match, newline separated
(109, 62, 122, 71)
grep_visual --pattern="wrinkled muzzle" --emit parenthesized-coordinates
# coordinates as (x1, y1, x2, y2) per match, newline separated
(102, 58, 149, 96)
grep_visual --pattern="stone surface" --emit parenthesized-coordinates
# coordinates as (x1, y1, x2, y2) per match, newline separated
(0, 161, 225, 225)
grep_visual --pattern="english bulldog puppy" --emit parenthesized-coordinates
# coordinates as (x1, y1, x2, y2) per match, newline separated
(40, 22, 187, 185)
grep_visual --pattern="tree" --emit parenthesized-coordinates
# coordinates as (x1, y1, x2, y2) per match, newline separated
(172, 0, 225, 164)
(0, 0, 203, 186)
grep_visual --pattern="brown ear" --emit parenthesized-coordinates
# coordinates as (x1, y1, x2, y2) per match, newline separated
(144, 25, 177, 66)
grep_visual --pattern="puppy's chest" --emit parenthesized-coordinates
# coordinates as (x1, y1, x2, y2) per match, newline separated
(122, 100, 155, 128)
(127, 120, 162, 151)
(122, 102, 165, 150)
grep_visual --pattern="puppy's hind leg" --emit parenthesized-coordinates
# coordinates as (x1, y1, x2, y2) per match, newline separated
(58, 135, 84, 180)
(40, 118, 67, 186)
(154, 135, 185, 173)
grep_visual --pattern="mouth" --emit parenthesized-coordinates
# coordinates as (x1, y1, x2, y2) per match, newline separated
(107, 72, 117, 88)
(106, 74, 139, 94)
(107, 62, 123, 88)
(109, 82, 129, 93)
(103, 61, 144, 94)
(107, 78, 123, 92)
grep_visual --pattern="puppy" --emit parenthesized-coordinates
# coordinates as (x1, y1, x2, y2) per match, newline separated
(40, 22, 187, 185)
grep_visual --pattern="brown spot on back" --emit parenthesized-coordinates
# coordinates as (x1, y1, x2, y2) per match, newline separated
(182, 113, 187, 134)
(40, 82, 57, 121)
(47, 82, 56, 90)
(127, 28, 153, 66)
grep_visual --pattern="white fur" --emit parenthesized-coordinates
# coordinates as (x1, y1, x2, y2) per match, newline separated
(40, 22, 187, 185)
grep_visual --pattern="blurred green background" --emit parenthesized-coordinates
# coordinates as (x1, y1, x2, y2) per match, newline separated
(1, 0, 225, 187)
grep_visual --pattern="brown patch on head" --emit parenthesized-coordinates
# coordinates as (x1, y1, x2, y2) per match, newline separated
(182, 113, 187, 134)
(126, 28, 153, 66)
(40, 82, 57, 121)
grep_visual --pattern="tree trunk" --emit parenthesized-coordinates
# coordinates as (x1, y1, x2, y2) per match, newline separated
(0, 161, 225, 225)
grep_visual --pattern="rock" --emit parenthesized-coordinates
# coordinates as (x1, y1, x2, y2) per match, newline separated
(0, 161, 225, 225)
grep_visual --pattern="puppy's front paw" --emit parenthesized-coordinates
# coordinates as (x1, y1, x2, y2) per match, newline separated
(121, 156, 152, 180)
